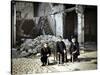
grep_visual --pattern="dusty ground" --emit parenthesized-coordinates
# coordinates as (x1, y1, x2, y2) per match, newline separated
(11, 49, 97, 75)
(12, 51, 97, 75)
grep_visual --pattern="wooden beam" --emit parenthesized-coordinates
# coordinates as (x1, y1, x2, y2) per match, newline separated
(53, 7, 75, 15)
(32, 7, 76, 18)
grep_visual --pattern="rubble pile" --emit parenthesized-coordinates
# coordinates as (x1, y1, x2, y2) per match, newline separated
(18, 35, 71, 57)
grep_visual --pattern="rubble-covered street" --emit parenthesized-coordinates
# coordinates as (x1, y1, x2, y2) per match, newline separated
(11, 35, 97, 75)
(12, 48, 97, 75)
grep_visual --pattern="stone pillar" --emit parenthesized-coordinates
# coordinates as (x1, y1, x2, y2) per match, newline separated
(12, 1, 16, 47)
(51, 4, 64, 37)
(76, 5, 84, 47)
(14, 3, 16, 47)
(77, 13, 84, 46)
(55, 13, 63, 37)
(52, 14, 56, 36)
(63, 12, 67, 38)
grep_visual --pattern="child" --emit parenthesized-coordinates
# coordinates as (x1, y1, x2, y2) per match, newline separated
(40, 43, 51, 66)
(69, 37, 80, 62)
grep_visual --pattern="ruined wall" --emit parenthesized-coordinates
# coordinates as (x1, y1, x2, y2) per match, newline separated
(34, 3, 55, 35)
(52, 4, 64, 37)
(15, 2, 37, 44)
(35, 3, 64, 37)
(16, 2, 34, 19)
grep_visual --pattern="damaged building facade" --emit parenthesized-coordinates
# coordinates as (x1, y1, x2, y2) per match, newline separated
(11, 1, 97, 50)
(11, 1, 97, 74)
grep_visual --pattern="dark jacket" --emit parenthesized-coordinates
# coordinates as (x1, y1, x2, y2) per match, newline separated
(69, 42, 80, 56)
(56, 41, 66, 53)
(41, 47, 51, 57)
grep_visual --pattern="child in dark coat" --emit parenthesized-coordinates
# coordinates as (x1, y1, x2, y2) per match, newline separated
(41, 43, 51, 66)
(69, 37, 80, 62)
(56, 36, 68, 64)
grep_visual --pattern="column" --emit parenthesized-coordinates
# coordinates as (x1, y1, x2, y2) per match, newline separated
(14, 3, 16, 47)
(62, 12, 67, 38)
(77, 13, 84, 46)
(55, 13, 63, 37)
(76, 5, 84, 47)
(12, 1, 16, 47)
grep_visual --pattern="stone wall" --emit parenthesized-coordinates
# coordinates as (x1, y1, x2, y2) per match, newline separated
(51, 4, 64, 37)
(16, 2, 34, 19)
(34, 3, 65, 37)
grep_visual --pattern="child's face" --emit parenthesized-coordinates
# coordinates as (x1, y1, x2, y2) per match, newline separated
(72, 38, 75, 43)
(44, 43, 47, 48)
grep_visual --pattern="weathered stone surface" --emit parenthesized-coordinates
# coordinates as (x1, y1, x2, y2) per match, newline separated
(12, 51, 97, 75)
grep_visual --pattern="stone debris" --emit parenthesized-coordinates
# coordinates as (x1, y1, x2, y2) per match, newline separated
(16, 35, 71, 57)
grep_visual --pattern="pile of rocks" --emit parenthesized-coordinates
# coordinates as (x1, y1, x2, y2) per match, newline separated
(18, 35, 71, 57)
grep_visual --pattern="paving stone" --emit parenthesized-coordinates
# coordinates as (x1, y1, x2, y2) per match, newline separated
(12, 51, 97, 75)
